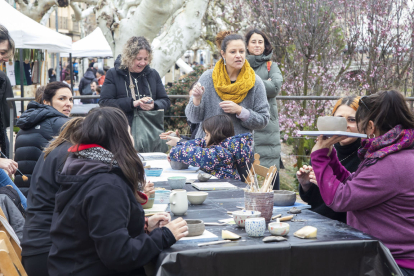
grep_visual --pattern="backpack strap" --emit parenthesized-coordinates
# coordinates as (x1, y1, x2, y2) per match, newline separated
(267, 61, 272, 72)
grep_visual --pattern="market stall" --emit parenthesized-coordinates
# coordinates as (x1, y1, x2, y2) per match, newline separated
(0, 1, 72, 112)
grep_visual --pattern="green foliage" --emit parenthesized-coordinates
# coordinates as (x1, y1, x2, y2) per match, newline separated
(164, 65, 207, 134)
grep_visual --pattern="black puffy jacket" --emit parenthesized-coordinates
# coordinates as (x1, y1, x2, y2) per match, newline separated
(48, 154, 176, 275)
(99, 55, 171, 126)
(78, 70, 97, 104)
(14, 101, 69, 195)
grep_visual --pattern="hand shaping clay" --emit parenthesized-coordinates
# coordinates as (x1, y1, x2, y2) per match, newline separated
(317, 116, 347, 132)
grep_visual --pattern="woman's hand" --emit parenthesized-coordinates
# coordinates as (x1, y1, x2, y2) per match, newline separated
(311, 135, 347, 156)
(147, 212, 171, 232)
(219, 101, 242, 115)
(166, 137, 180, 147)
(0, 159, 18, 176)
(143, 181, 155, 196)
(192, 83, 205, 106)
(139, 97, 154, 111)
(296, 165, 317, 192)
(160, 130, 180, 140)
(165, 217, 188, 240)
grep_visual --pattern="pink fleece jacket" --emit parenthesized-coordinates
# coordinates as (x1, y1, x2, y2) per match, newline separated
(311, 148, 414, 269)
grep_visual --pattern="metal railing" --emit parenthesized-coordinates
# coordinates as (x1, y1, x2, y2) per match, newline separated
(6, 95, 414, 160)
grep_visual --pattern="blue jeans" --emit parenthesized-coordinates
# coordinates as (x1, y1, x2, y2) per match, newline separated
(0, 169, 27, 209)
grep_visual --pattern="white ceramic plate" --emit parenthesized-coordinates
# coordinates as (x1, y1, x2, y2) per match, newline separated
(297, 131, 367, 138)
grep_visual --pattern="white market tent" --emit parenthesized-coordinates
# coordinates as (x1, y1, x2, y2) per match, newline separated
(0, 1, 72, 53)
(61, 27, 113, 58)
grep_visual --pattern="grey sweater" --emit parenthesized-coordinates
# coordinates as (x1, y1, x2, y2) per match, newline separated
(185, 69, 270, 138)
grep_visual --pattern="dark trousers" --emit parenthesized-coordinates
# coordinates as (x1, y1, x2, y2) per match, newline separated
(22, 252, 49, 276)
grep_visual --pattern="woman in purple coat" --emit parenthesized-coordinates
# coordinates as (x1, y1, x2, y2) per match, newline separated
(309, 90, 414, 276)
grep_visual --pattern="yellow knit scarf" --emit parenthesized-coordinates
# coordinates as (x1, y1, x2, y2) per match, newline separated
(212, 59, 256, 104)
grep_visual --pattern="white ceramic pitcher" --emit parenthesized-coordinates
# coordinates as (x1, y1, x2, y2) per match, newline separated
(170, 189, 188, 216)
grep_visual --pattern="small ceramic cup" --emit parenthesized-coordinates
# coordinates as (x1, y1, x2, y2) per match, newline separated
(245, 217, 266, 237)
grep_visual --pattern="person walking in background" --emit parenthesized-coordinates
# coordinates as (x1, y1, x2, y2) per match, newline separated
(48, 68, 57, 83)
(73, 59, 79, 82)
(78, 68, 97, 104)
(96, 69, 105, 86)
(245, 28, 283, 188)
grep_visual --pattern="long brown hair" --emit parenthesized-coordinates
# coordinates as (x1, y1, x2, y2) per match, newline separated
(245, 28, 273, 56)
(356, 90, 414, 135)
(68, 107, 146, 202)
(202, 114, 235, 146)
(44, 117, 84, 158)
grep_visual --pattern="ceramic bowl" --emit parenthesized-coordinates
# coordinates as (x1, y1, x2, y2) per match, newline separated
(187, 192, 208, 205)
(185, 219, 205, 237)
(245, 218, 266, 237)
(198, 172, 212, 182)
(144, 168, 163, 177)
(142, 193, 155, 209)
(268, 221, 290, 236)
(232, 210, 262, 228)
(167, 176, 187, 189)
(170, 161, 190, 170)
(317, 116, 347, 132)
(273, 190, 296, 206)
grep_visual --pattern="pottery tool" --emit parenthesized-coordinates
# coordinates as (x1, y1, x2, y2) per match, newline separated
(204, 222, 228, 226)
(280, 215, 294, 222)
(236, 206, 244, 209)
(272, 214, 282, 220)
(0, 151, 28, 181)
(198, 240, 232, 247)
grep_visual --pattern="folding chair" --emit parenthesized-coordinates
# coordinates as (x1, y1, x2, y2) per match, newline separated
(0, 208, 22, 260)
(0, 233, 27, 276)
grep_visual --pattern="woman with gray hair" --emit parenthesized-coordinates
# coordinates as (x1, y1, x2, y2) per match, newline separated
(100, 36, 170, 125)
(100, 36, 170, 152)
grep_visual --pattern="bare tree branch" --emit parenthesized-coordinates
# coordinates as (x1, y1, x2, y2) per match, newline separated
(15, 0, 56, 22)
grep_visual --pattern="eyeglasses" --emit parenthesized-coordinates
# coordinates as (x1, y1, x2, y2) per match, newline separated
(359, 96, 370, 111)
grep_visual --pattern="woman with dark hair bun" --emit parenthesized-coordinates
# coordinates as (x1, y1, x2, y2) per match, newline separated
(245, 28, 283, 188)
(309, 90, 414, 275)
(14, 82, 73, 195)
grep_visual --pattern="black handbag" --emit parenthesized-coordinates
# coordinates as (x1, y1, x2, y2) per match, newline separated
(0, 185, 25, 218)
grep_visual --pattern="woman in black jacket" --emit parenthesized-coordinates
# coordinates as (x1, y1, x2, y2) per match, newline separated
(78, 68, 97, 104)
(14, 82, 72, 196)
(297, 95, 362, 223)
(99, 36, 171, 126)
(48, 107, 187, 276)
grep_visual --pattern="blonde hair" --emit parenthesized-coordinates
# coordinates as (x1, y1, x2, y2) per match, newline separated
(120, 36, 152, 70)
(332, 95, 361, 116)
(44, 117, 84, 158)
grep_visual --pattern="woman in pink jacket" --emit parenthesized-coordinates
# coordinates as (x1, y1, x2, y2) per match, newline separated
(309, 90, 414, 276)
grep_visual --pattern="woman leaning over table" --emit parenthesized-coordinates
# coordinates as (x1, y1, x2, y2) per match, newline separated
(307, 90, 414, 276)
(245, 29, 283, 177)
(185, 31, 270, 139)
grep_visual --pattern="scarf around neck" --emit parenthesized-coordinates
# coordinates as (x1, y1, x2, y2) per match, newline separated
(68, 144, 119, 167)
(212, 58, 256, 104)
(358, 125, 414, 160)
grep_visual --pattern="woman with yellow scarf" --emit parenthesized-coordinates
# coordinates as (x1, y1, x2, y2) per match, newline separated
(185, 31, 270, 140)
